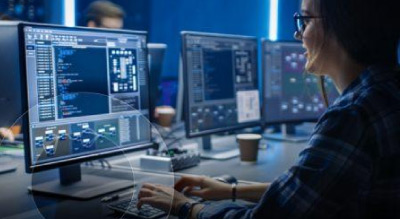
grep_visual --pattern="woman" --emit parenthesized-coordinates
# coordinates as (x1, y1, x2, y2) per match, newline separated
(137, 0, 400, 218)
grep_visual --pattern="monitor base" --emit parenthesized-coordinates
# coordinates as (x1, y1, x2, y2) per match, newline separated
(200, 148, 239, 160)
(0, 163, 17, 174)
(28, 174, 135, 200)
(263, 132, 310, 142)
(200, 135, 239, 160)
(263, 124, 312, 142)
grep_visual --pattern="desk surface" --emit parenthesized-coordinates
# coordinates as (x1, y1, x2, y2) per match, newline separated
(0, 137, 307, 219)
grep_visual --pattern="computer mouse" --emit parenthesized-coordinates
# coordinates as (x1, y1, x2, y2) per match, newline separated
(213, 174, 238, 184)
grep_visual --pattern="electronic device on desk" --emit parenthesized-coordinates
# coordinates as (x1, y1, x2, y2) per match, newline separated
(181, 31, 261, 160)
(19, 22, 154, 200)
(140, 148, 200, 172)
(147, 43, 167, 123)
(108, 197, 166, 219)
(261, 40, 339, 142)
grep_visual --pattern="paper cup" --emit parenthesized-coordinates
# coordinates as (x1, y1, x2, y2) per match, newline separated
(236, 134, 262, 164)
(156, 106, 175, 127)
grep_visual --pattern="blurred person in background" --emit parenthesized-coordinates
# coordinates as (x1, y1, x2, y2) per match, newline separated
(85, 0, 125, 29)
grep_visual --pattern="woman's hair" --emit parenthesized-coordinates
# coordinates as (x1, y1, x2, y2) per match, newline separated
(312, 0, 400, 107)
(318, 0, 400, 67)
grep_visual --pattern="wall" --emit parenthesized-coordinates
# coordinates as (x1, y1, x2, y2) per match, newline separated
(277, 0, 301, 41)
(149, 0, 268, 79)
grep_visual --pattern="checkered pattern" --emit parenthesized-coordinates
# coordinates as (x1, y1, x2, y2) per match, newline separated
(197, 65, 400, 219)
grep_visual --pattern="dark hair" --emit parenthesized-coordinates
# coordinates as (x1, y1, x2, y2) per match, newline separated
(85, 1, 125, 26)
(319, 0, 400, 67)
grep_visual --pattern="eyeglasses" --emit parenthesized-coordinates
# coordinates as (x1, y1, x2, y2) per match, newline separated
(293, 12, 321, 39)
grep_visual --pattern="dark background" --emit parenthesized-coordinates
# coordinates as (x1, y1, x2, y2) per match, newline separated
(0, 0, 322, 107)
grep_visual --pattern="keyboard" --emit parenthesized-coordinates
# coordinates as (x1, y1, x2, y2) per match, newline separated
(108, 198, 166, 219)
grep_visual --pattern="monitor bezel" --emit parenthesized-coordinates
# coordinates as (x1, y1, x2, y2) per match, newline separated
(18, 22, 154, 173)
(261, 39, 321, 126)
(181, 31, 261, 139)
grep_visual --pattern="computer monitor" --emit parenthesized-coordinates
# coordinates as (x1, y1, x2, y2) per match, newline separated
(19, 23, 153, 199)
(147, 43, 167, 123)
(181, 31, 260, 159)
(262, 40, 339, 141)
(0, 21, 21, 174)
(0, 21, 23, 133)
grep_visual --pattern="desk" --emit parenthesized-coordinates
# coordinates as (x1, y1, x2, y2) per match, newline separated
(0, 139, 307, 219)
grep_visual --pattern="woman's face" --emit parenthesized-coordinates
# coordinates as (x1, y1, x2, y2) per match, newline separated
(301, 0, 329, 74)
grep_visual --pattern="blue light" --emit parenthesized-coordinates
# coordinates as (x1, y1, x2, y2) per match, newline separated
(64, 0, 75, 27)
(269, 0, 279, 41)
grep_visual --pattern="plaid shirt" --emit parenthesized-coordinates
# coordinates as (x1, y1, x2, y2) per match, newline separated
(197, 65, 400, 219)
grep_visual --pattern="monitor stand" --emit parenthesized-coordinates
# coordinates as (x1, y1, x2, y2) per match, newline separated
(199, 136, 239, 160)
(0, 163, 17, 174)
(0, 154, 17, 174)
(28, 164, 135, 200)
(264, 124, 311, 142)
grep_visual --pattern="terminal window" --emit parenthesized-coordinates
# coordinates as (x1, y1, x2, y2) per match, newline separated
(202, 49, 235, 101)
(55, 46, 109, 119)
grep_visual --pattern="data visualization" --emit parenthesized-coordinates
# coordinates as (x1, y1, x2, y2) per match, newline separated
(182, 32, 260, 136)
(262, 41, 339, 123)
(109, 48, 138, 94)
(23, 25, 151, 166)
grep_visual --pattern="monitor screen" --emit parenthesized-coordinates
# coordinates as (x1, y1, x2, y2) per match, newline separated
(262, 40, 339, 124)
(182, 32, 260, 138)
(21, 23, 152, 172)
(0, 22, 22, 129)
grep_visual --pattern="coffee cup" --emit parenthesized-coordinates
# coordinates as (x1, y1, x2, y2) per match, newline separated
(155, 106, 175, 127)
(236, 134, 262, 164)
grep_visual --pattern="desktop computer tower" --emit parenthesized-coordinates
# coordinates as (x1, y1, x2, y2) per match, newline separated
(0, 21, 23, 129)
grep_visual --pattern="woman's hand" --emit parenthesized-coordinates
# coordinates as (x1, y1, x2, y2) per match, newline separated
(137, 183, 194, 215)
(174, 175, 232, 200)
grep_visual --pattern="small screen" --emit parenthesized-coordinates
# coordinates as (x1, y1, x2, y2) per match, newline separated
(23, 25, 151, 167)
(262, 41, 339, 123)
(182, 32, 260, 137)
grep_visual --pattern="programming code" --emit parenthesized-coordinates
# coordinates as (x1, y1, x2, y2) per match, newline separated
(202, 49, 234, 101)
(55, 46, 109, 119)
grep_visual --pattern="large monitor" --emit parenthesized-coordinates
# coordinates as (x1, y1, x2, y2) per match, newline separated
(19, 23, 152, 199)
(181, 31, 260, 159)
(0, 21, 23, 134)
(262, 40, 339, 141)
